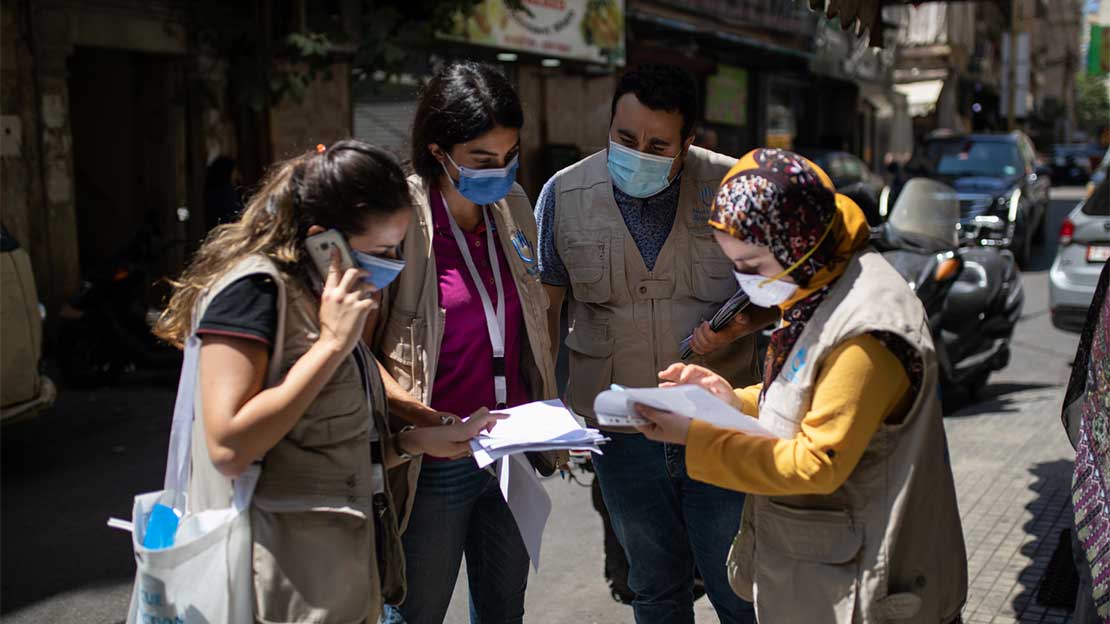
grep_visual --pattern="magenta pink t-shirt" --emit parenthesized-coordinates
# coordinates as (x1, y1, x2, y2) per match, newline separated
(429, 191, 530, 428)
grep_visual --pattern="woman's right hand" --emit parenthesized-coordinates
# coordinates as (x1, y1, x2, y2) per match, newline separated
(318, 250, 374, 354)
(658, 362, 741, 410)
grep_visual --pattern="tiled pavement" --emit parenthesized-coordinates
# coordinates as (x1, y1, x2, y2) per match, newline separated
(946, 388, 1078, 624)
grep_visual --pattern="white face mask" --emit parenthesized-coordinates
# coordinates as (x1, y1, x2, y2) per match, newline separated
(734, 271, 799, 308)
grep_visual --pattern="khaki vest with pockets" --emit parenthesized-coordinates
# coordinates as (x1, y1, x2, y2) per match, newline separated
(728, 249, 968, 623)
(375, 177, 558, 408)
(188, 255, 416, 624)
(552, 146, 760, 429)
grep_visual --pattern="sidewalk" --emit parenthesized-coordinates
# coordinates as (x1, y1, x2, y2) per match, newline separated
(946, 381, 1078, 624)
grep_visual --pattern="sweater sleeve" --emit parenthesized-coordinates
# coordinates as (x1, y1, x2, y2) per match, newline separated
(686, 334, 911, 496)
(734, 383, 762, 416)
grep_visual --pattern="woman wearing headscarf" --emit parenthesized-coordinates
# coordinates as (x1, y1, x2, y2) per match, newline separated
(633, 148, 969, 623)
(1062, 259, 1109, 623)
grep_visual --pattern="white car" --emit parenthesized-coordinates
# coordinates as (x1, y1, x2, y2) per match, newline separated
(1, 227, 56, 422)
(1050, 176, 1110, 331)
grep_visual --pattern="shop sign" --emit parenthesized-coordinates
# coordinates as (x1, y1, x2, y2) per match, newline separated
(705, 65, 748, 127)
(439, 0, 625, 66)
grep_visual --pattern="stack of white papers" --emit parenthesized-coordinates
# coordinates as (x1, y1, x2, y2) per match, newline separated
(594, 384, 781, 439)
(469, 399, 608, 469)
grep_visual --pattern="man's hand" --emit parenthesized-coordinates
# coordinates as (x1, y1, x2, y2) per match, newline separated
(633, 403, 691, 445)
(658, 362, 741, 410)
(689, 305, 780, 356)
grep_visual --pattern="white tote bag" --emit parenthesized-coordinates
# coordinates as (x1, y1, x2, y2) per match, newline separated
(120, 334, 259, 624)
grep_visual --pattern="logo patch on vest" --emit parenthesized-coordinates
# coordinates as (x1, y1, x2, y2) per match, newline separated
(782, 346, 808, 383)
(511, 228, 540, 277)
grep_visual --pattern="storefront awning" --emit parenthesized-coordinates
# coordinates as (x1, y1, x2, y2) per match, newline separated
(894, 79, 944, 117)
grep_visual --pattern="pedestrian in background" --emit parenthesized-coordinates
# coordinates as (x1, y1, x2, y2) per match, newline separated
(634, 148, 969, 623)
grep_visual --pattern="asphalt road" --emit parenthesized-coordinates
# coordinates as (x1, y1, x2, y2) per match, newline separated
(0, 187, 1094, 623)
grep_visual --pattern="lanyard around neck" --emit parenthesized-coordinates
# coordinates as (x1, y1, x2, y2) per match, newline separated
(442, 193, 508, 408)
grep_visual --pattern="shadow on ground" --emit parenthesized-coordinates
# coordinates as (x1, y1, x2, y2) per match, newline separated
(0, 371, 175, 614)
(943, 382, 1058, 417)
(1010, 459, 1076, 622)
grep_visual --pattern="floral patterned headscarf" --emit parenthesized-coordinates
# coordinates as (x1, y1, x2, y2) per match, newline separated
(710, 148, 871, 391)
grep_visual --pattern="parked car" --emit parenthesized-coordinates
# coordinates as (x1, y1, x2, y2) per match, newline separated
(898, 131, 1051, 267)
(1050, 175, 1110, 331)
(1, 226, 56, 423)
(798, 149, 886, 225)
(1050, 144, 1094, 185)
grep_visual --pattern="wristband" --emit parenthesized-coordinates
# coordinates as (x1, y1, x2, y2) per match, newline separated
(393, 425, 419, 460)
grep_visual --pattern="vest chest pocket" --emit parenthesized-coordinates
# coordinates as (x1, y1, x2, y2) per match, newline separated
(381, 312, 424, 395)
(563, 233, 611, 303)
(691, 258, 738, 303)
(689, 233, 737, 302)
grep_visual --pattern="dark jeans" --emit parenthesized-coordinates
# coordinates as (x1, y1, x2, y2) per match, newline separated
(383, 457, 529, 624)
(591, 432, 756, 624)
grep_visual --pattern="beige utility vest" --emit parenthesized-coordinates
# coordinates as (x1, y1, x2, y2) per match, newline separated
(728, 249, 968, 623)
(188, 255, 417, 624)
(375, 177, 558, 408)
(552, 146, 760, 429)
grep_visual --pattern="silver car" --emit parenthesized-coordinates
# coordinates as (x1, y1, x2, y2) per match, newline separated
(1049, 175, 1110, 331)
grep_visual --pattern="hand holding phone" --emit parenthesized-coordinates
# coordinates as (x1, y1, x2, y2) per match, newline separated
(306, 230, 356, 280)
(312, 233, 374, 354)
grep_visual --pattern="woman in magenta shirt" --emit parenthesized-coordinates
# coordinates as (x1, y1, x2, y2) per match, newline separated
(376, 61, 557, 624)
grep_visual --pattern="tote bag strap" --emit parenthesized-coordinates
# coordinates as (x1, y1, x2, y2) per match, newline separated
(162, 260, 288, 513)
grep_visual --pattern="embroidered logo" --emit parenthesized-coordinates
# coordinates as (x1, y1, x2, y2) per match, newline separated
(782, 346, 807, 383)
(512, 229, 540, 277)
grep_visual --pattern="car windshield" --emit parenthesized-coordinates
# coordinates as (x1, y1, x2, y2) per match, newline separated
(927, 140, 1023, 177)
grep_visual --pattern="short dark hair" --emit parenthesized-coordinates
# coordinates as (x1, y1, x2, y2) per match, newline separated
(411, 61, 524, 181)
(611, 64, 699, 139)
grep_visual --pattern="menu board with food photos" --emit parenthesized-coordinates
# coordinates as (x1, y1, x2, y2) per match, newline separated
(439, 0, 625, 66)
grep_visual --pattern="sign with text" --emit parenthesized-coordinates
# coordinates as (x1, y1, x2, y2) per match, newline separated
(705, 65, 749, 127)
(439, 0, 625, 66)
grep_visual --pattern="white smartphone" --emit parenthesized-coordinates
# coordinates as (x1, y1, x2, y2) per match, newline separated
(305, 229, 356, 280)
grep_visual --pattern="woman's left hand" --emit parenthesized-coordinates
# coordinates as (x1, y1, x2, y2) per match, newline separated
(403, 408, 506, 459)
(633, 403, 692, 445)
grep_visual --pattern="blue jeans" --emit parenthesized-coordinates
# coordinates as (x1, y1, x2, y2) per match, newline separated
(383, 457, 529, 624)
(591, 432, 755, 624)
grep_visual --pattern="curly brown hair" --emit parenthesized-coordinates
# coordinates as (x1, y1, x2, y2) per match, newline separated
(154, 140, 412, 347)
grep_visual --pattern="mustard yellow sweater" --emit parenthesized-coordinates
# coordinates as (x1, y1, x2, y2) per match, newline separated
(686, 334, 910, 496)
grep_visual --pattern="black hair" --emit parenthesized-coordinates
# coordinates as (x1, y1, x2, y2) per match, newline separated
(611, 64, 699, 139)
(410, 61, 525, 182)
(293, 139, 412, 237)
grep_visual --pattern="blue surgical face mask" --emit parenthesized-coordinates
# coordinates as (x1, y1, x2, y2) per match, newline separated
(351, 248, 406, 290)
(443, 153, 519, 205)
(607, 140, 677, 198)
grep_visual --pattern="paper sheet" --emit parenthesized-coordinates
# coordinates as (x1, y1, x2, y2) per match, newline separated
(499, 453, 552, 571)
(595, 385, 781, 439)
(470, 399, 607, 468)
